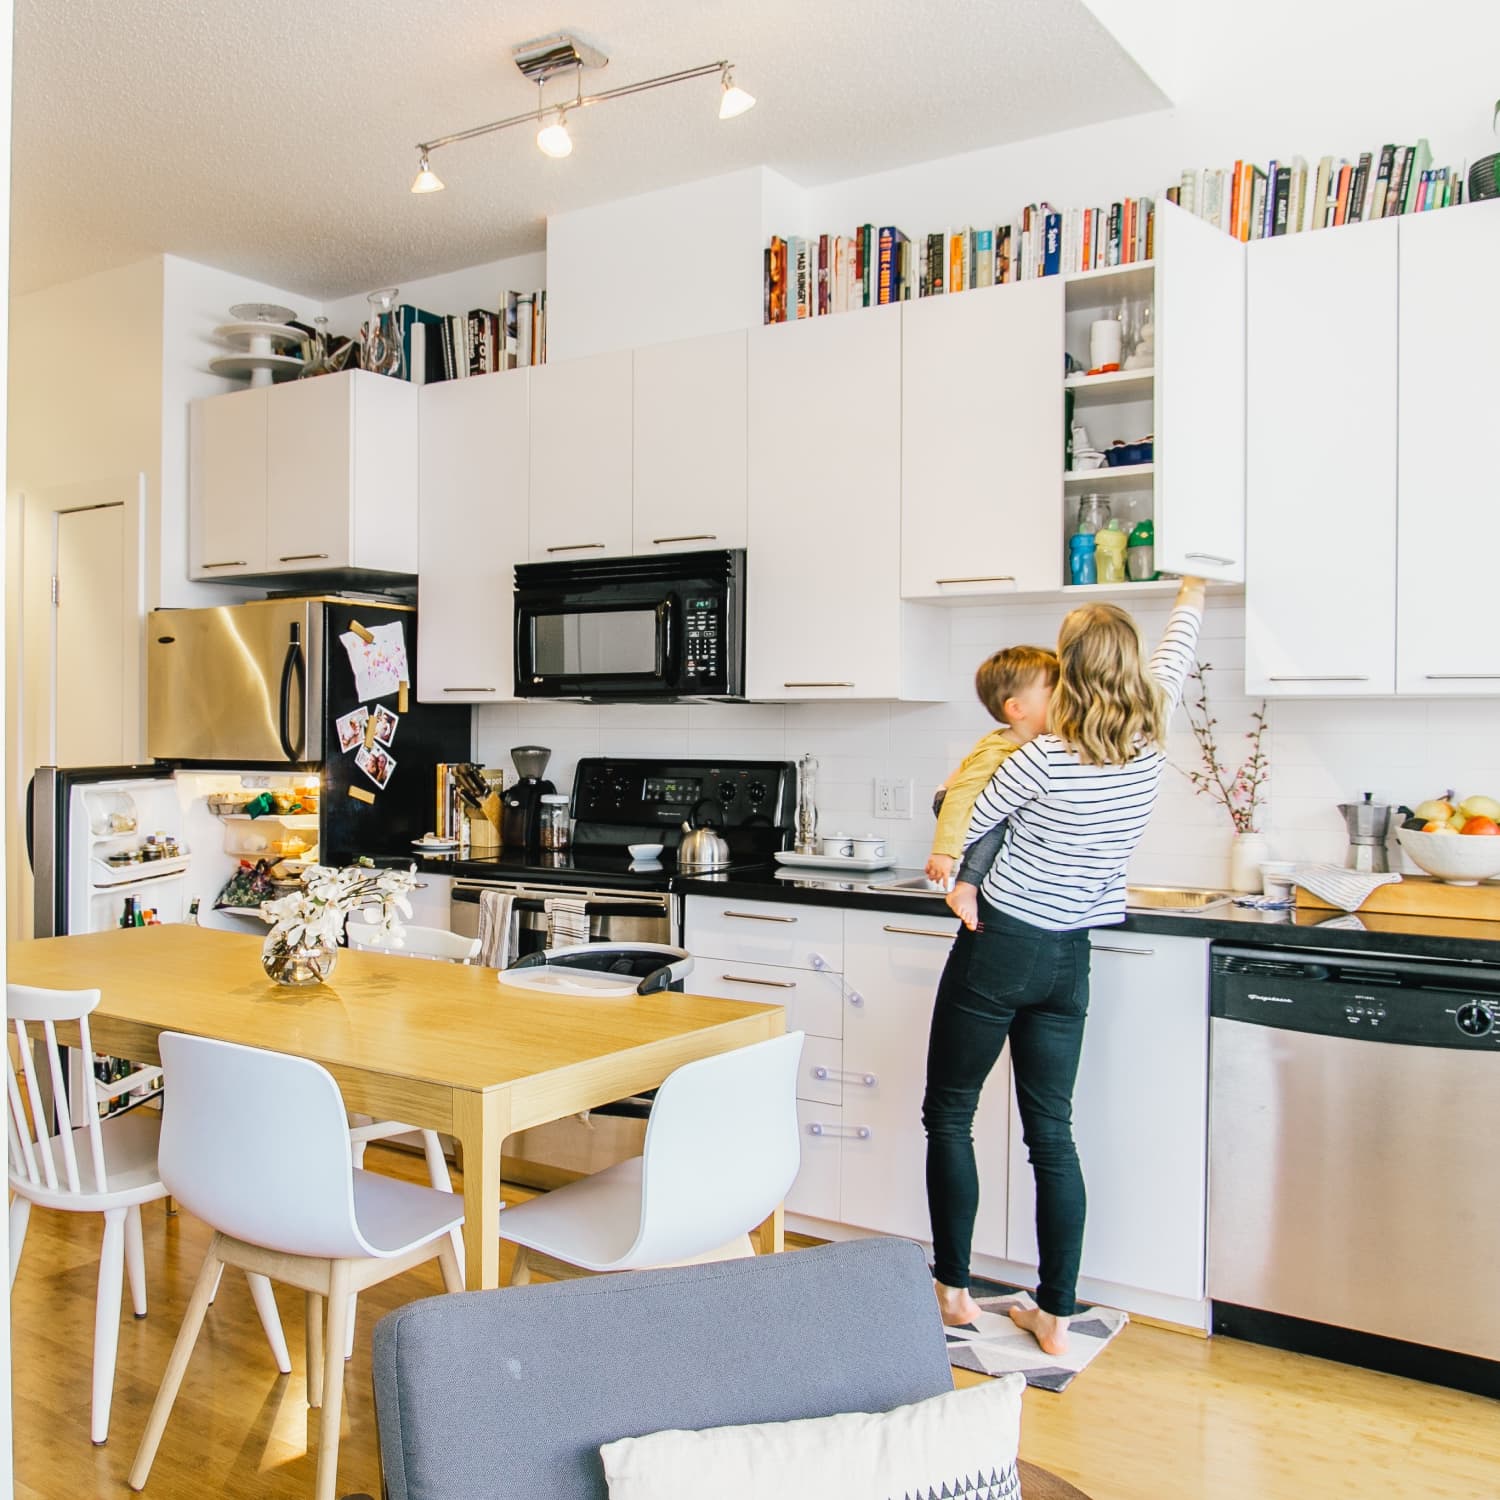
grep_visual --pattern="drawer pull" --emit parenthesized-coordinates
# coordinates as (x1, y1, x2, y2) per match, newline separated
(807, 1122, 871, 1141)
(1093, 944, 1154, 957)
(1267, 675, 1370, 682)
(719, 973, 796, 990)
(1424, 674, 1500, 681)
(653, 533, 717, 545)
(882, 924, 954, 940)
(1184, 551, 1236, 567)
(442, 686, 498, 693)
(722, 910, 798, 924)
(545, 542, 607, 553)
(201, 560, 247, 569)
(783, 681, 854, 689)
(812, 1067, 877, 1088)
(279, 552, 330, 562)
(935, 575, 1015, 586)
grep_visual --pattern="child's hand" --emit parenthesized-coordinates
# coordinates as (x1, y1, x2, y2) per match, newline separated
(925, 853, 955, 885)
(947, 881, 979, 931)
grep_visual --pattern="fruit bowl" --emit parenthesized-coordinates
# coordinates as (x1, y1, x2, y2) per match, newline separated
(1396, 828, 1500, 885)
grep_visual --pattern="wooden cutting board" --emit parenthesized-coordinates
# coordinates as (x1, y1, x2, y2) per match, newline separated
(1296, 875, 1500, 920)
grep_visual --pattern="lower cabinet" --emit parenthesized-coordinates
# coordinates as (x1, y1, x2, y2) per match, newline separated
(1006, 930, 1209, 1301)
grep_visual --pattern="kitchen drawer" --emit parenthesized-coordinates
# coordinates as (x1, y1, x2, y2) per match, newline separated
(684, 957, 844, 1039)
(684, 895, 843, 971)
(787, 1098, 842, 1222)
(799, 1034, 843, 1107)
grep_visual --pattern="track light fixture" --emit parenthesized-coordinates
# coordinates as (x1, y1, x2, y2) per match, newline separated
(410, 34, 755, 192)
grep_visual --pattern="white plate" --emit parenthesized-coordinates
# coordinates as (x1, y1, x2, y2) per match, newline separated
(229, 302, 296, 323)
(774, 850, 894, 873)
(412, 837, 460, 850)
(209, 352, 304, 383)
(214, 321, 306, 349)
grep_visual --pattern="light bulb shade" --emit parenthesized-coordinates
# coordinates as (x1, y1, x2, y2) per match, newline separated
(410, 156, 445, 194)
(719, 81, 755, 120)
(537, 118, 573, 158)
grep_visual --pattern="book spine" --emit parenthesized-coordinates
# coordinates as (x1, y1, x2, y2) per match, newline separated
(1386, 147, 1410, 216)
(1262, 161, 1278, 238)
(1347, 152, 1372, 223)
(1107, 203, 1121, 266)
(1272, 168, 1290, 234)
(1043, 212, 1062, 276)
(1229, 161, 1244, 240)
(1332, 163, 1352, 226)
(817, 233, 830, 316)
(878, 227, 895, 305)
(996, 225, 1011, 284)
(1145, 204, 1155, 261)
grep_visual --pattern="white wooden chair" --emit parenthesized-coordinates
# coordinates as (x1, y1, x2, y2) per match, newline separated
(5, 983, 288, 1444)
(128, 1032, 465, 1500)
(501, 1031, 804, 1284)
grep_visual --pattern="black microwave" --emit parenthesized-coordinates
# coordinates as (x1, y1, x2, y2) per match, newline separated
(514, 549, 746, 700)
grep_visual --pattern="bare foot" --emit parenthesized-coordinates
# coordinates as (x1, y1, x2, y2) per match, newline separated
(1009, 1303, 1070, 1355)
(934, 1280, 983, 1326)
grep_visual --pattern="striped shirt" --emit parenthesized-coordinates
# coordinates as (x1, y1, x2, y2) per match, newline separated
(964, 603, 1203, 931)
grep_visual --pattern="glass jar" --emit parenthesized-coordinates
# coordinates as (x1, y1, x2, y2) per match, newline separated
(1076, 494, 1111, 534)
(539, 794, 571, 852)
(361, 287, 404, 379)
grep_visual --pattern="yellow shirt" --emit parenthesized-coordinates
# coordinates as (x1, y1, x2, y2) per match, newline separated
(930, 729, 1022, 859)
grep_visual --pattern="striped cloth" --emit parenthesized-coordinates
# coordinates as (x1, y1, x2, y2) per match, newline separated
(476, 890, 516, 969)
(1291, 864, 1401, 913)
(544, 897, 591, 949)
(965, 603, 1203, 931)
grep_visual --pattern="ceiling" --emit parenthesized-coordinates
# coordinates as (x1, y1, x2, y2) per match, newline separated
(11, 0, 1168, 300)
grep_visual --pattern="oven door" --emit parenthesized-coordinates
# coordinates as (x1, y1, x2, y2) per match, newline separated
(514, 596, 677, 699)
(450, 881, 674, 959)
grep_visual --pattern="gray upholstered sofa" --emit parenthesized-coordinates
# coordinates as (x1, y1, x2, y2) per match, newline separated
(372, 1237, 955, 1500)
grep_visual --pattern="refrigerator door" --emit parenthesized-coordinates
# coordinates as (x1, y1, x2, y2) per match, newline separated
(147, 600, 323, 763)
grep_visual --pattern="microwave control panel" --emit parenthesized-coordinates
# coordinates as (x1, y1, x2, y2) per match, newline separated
(682, 595, 722, 683)
(573, 758, 794, 829)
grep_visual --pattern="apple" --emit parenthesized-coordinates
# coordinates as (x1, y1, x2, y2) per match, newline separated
(1426, 823, 1460, 835)
(1414, 798, 1456, 822)
(1460, 795, 1500, 821)
(1461, 816, 1500, 836)
(1450, 812, 1471, 832)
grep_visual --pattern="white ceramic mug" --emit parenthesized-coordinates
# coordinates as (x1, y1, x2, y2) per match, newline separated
(820, 833, 854, 858)
(851, 836, 886, 860)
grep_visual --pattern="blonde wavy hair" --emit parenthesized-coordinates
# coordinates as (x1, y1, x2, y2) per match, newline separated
(1047, 603, 1166, 766)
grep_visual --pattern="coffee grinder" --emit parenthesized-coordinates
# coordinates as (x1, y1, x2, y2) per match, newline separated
(501, 745, 556, 856)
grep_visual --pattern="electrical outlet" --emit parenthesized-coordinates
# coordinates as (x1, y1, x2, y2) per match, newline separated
(874, 777, 913, 819)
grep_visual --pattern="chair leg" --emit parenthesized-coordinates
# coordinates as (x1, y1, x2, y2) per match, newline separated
(9, 1197, 30, 1288)
(208, 1262, 225, 1304)
(421, 1130, 452, 1191)
(163, 1194, 176, 1216)
(344, 1293, 358, 1361)
(124, 1205, 148, 1317)
(509, 1245, 531, 1286)
(128, 1235, 223, 1490)
(91, 1207, 128, 1444)
(305, 1292, 325, 1408)
(447, 1227, 466, 1284)
(437, 1236, 464, 1295)
(247, 1273, 292, 1375)
(315, 1262, 352, 1500)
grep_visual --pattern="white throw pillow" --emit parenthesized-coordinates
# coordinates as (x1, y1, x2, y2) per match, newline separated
(599, 1374, 1024, 1500)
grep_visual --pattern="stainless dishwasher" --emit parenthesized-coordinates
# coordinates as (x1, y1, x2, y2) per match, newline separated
(1209, 944, 1500, 1396)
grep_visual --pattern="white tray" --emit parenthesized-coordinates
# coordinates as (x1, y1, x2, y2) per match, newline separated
(774, 850, 894, 873)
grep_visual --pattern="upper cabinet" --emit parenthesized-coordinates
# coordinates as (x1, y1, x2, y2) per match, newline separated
(901, 279, 1063, 598)
(1244, 219, 1398, 696)
(528, 349, 634, 561)
(191, 370, 418, 581)
(417, 372, 530, 703)
(633, 331, 748, 553)
(1396, 201, 1500, 694)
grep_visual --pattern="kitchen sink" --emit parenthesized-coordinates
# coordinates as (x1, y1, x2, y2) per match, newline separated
(1124, 885, 1234, 913)
(867, 875, 949, 897)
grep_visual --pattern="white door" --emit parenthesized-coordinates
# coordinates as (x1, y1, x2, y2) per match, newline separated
(841, 911, 1010, 1258)
(191, 387, 267, 577)
(633, 331, 747, 553)
(1244, 219, 1398, 696)
(55, 504, 129, 767)
(746, 306, 904, 699)
(1396, 200, 1500, 695)
(1007, 933, 1209, 1301)
(417, 373, 530, 702)
(529, 350, 634, 560)
(902, 279, 1064, 597)
(1154, 200, 1247, 583)
(265, 373, 353, 570)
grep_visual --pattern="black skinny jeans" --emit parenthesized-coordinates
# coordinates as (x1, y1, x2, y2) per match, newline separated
(922, 899, 1091, 1317)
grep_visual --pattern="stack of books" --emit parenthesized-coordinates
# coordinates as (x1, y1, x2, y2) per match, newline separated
(396, 289, 547, 384)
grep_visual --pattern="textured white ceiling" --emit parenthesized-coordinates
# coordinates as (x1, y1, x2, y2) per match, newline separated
(12, 0, 1167, 299)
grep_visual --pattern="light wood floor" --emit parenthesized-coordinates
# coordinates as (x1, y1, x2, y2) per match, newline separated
(11, 1147, 1499, 1499)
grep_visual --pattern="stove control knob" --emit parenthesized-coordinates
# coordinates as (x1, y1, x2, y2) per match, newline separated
(718, 783, 737, 805)
(746, 779, 768, 804)
(1455, 1001, 1493, 1037)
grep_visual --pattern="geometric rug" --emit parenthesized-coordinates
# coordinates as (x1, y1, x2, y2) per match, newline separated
(945, 1282, 1129, 1394)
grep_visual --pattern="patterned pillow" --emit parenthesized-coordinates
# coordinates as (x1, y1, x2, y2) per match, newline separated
(599, 1374, 1024, 1500)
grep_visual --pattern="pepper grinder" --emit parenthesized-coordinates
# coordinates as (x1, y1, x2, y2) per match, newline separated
(795, 753, 819, 854)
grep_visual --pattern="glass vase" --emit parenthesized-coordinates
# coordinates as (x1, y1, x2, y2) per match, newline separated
(261, 930, 338, 986)
(360, 287, 404, 379)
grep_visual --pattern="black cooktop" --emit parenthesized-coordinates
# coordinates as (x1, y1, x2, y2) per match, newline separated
(411, 847, 778, 892)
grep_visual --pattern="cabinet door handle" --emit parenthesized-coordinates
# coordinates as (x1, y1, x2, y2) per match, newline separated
(278, 552, 330, 562)
(783, 681, 854, 689)
(935, 575, 1016, 586)
(812, 1067, 878, 1088)
(1267, 675, 1370, 683)
(653, 534, 718, 545)
(201, 560, 247, 569)
(442, 686, 498, 693)
(807, 1122, 872, 1140)
(546, 542, 607, 553)
(1184, 552, 1236, 566)
(1093, 944, 1154, 956)
(1424, 674, 1500, 681)
(723, 909, 798, 924)
(882, 924, 954, 940)
(719, 973, 797, 989)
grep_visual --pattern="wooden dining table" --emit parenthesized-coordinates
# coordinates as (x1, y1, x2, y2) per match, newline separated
(7, 926, 786, 1290)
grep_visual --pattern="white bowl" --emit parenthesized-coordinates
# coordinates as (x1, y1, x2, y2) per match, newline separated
(627, 843, 664, 862)
(1396, 827, 1500, 885)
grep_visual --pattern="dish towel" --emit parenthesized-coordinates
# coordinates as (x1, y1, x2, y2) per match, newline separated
(476, 890, 516, 969)
(545, 897, 591, 949)
(1293, 864, 1402, 913)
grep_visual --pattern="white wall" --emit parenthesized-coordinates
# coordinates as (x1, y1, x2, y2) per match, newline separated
(321, 250, 547, 340)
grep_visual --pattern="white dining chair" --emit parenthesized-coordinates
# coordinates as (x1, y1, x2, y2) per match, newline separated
(501, 1031, 804, 1284)
(345, 921, 481, 964)
(128, 1031, 465, 1500)
(5, 984, 289, 1444)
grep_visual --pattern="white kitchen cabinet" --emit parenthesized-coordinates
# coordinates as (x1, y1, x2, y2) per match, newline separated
(528, 350, 634, 561)
(1396, 201, 1500, 694)
(417, 371, 530, 702)
(633, 332, 747, 553)
(841, 910, 1009, 1258)
(1244, 218, 1398, 696)
(747, 305, 945, 700)
(901, 279, 1063, 598)
(685, 895, 843, 973)
(190, 386, 268, 576)
(678, 955, 845, 1039)
(789, 1099, 842, 1220)
(1153, 200, 1247, 584)
(1006, 931, 1209, 1301)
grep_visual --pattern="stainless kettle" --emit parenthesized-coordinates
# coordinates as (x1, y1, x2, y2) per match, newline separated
(679, 800, 732, 870)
